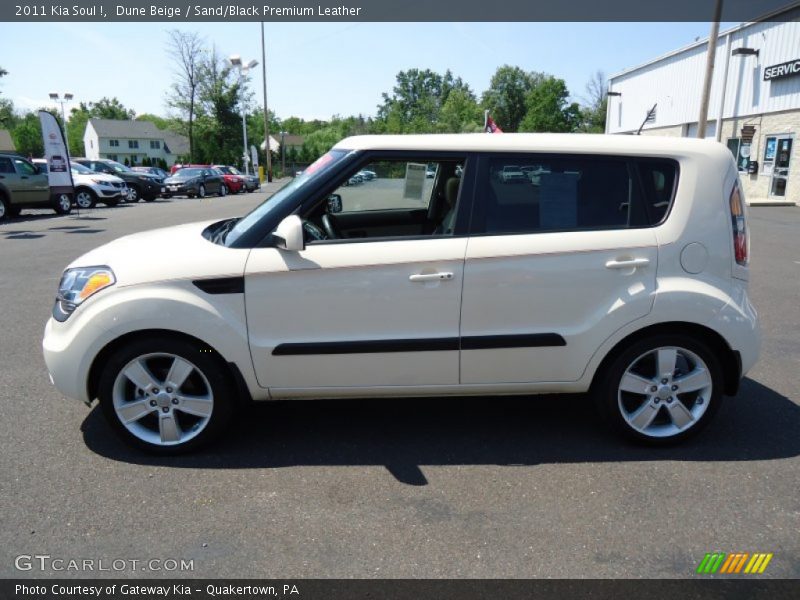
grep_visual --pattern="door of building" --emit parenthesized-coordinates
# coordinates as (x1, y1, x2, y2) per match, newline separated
(768, 135, 793, 198)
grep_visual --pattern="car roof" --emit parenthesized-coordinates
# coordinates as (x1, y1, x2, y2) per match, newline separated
(333, 133, 731, 159)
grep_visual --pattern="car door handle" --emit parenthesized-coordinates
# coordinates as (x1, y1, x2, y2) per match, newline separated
(605, 258, 650, 269)
(409, 272, 454, 282)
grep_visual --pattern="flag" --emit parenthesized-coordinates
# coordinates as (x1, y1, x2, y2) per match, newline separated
(38, 111, 74, 195)
(484, 110, 503, 133)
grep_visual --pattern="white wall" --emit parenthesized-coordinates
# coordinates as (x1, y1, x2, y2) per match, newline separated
(607, 13, 800, 133)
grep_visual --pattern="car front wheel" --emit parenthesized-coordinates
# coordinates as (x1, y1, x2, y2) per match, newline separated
(198, 184, 206, 198)
(219, 184, 227, 197)
(595, 334, 723, 445)
(98, 337, 234, 454)
(52, 193, 72, 215)
(75, 189, 97, 209)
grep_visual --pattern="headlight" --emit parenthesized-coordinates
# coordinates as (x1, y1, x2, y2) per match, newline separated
(90, 178, 107, 185)
(53, 266, 116, 322)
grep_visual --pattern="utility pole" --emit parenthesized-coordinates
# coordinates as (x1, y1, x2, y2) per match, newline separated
(261, 22, 273, 182)
(697, 0, 723, 138)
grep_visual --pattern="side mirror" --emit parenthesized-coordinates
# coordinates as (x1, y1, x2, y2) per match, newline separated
(327, 194, 343, 214)
(272, 215, 304, 252)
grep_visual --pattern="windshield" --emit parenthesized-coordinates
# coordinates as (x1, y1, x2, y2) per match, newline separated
(225, 149, 348, 247)
(106, 160, 131, 173)
(71, 163, 93, 174)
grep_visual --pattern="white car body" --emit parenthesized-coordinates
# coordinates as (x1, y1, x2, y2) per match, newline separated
(43, 133, 759, 452)
(32, 159, 128, 207)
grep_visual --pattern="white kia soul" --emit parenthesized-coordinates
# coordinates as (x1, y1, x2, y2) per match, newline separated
(43, 134, 760, 453)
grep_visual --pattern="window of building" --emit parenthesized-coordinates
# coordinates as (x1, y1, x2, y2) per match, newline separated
(471, 155, 676, 235)
(109, 139, 119, 147)
(150, 140, 160, 149)
(727, 137, 750, 172)
(108, 154, 118, 162)
(128, 140, 139, 149)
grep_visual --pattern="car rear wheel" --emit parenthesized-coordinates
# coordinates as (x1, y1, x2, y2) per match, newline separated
(596, 334, 723, 445)
(98, 337, 234, 454)
(52, 193, 72, 215)
(127, 186, 140, 203)
(75, 189, 97, 209)
(198, 184, 206, 199)
(219, 184, 227, 197)
(0, 195, 9, 220)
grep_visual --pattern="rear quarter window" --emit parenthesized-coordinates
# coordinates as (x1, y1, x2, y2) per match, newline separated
(471, 154, 678, 235)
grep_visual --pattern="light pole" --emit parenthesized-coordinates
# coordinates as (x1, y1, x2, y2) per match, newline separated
(280, 130, 286, 176)
(228, 55, 258, 175)
(261, 22, 272, 182)
(49, 92, 73, 154)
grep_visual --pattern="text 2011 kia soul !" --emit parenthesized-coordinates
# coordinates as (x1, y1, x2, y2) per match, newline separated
(43, 134, 760, 453)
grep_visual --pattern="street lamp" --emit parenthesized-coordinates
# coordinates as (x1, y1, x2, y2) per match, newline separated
(49, 92, 74, 152)
(228, 55, 258, 175)
(280, 131, 286, 176)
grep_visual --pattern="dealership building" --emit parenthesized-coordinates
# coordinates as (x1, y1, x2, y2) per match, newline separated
(606, 4, 800, 205)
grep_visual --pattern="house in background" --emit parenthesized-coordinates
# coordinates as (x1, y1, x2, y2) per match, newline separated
(0, 129, 15, 153)
(83, 118, 189, 166)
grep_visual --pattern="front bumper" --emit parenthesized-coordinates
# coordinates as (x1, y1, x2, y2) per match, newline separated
(43, 316, 107, 404)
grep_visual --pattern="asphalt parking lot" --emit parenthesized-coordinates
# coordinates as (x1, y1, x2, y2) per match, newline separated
(0, 191, 798, 579)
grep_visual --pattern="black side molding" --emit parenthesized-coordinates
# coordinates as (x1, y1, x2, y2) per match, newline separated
(461, 333, 566, 349)
(192, 277, 245, 294)
(272, 333, 565, 356)
(273, 338, 459, 356)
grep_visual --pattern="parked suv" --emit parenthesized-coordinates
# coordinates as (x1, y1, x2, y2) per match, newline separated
(33, 159, 127, 209)
(72, 158, 163, 203)
(43, 134, 759, 453)
(0, 153, 72, 219)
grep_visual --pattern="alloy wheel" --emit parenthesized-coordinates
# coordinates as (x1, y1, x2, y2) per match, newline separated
(112, 353, 214, 447)
(76, 191, 94, 209)
(617, 346, 712, 438)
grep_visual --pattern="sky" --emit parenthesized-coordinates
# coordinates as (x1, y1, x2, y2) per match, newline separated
(0, 21, 737, 123)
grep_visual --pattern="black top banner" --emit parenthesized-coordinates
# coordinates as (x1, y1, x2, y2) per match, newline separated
(2, 0, 799, 22)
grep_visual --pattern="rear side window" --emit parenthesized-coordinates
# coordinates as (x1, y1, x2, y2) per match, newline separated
(0, 157, 13, 174)
(471, 154, 677, 235)
(637, 159, 678, 225)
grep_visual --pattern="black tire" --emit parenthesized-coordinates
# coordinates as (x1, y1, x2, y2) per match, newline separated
(127, 186, 140, 203)
(74, 188, 97, 209)
(144, 195, 156, 202)
(594, 333, 724, 446)
(0, 194, 10, 221)
(103, 198, 120, 207)
(198, 184, 206, 198)
(162, 194, 172, 199)
(218, 184, 227, 197)
(52, 193, 73, 215)
(98, 336, 235, 455)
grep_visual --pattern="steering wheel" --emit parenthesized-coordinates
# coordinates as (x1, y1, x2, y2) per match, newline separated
(302, 220, 328, 243)
(321, 213, 342, 239)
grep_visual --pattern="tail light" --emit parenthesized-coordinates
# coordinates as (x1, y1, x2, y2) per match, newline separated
(729, 182, 749, 266)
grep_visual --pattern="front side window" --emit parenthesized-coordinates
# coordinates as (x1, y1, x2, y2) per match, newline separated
(13, 158, 36, 176)
(299, 156, 467, 244)
(472, 154, 675, 235)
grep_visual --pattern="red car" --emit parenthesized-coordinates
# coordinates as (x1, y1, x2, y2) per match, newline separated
(171, 163, 245, 194)
(212, 165, 247, 194)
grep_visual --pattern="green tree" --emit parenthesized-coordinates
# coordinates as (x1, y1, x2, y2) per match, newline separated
(193, 46, 246, 165)
(481, 65, 543, 132)
(87, 97, 135, 120)
(0, 66, 15, 131)
(519, 76, 581, 133)
(438, 88, 482, 133)
(11, 112, 45, 157)
(376, 69, 473, 133)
